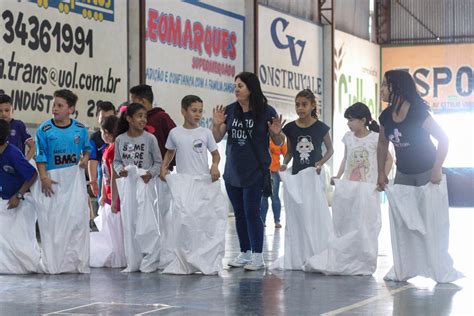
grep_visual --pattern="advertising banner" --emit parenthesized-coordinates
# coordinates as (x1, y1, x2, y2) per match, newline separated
(257, 5, 323, 120)
(382, 44, 474, 113)
(333, 30, 380, 172)
(0, 0, 129, 127)
(145, 0, 245, 127)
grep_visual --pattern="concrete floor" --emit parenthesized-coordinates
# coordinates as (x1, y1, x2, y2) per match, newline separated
(0, 205, 472, 315)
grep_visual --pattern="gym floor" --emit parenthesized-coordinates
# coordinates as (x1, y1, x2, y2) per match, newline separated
(0, 205, 472, 315)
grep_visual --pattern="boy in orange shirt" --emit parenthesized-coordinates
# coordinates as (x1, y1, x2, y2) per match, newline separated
(260, 138, 287, 228)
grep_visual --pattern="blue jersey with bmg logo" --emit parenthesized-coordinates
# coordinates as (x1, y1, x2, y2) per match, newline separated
(35, 119, 91, 171)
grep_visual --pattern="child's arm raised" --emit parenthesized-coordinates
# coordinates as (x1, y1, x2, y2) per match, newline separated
(159, 149, 176, 182)
(315, 132, 334, 175)
(210, 150, 221, 182)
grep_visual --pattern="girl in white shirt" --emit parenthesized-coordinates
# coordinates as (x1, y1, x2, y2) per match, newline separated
(303, 102, 393, 275)
(332, 102, 392, 184)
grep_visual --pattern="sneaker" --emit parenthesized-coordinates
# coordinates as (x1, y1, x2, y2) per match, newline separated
(275, 223, 282, 228)
(228, 250, 252, 267)
(244, 253, 265, 271)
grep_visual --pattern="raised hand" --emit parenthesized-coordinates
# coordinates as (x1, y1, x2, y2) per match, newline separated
(212, 105, 227, 126)
(268, 114, 286, 136)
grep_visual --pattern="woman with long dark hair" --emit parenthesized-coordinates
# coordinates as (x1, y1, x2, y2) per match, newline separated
(376, 70, 463, 283)
(212, 72, 285, 270)
(377, 70, 448, 188)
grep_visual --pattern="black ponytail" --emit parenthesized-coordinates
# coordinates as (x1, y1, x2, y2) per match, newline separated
(368, 120, 380, 132)
(344, 102, 379, 132)
(115, 102, 146, 137)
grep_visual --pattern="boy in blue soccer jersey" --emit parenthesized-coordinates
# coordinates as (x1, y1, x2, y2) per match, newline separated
(36, 89, 91, 196)
(34, 89, 92, 274)
(0, 119, 37, 209)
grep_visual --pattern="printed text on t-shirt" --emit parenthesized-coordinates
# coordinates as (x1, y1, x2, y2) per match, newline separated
(231, 118, 254, 146)
(121, 143, 146, 168)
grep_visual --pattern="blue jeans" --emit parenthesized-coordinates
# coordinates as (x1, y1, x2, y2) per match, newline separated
(225, 181, 264, 253)
(260, 172, 281, 224)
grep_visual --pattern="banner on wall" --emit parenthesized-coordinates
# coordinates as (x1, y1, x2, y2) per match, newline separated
(333, 30, 380, 171)
(0, 0, 128, 127)
(382, 44, 474, 113)
(145, 0, 245, 127)
(257, 5, 323, 120)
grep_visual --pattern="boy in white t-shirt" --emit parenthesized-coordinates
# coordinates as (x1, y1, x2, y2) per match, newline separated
(159, 95, 226, 275)
(160, 95, 220, 180)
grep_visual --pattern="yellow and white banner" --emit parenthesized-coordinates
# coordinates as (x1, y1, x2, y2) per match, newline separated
(382, 43, 474, 113)
(333, 30, 380, 171)
(145, 0, 245, 127)
(0, 0, 129, 127)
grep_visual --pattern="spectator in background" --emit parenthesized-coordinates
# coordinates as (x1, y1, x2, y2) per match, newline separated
(0, 94, 35, 160)
(260, 138, 287, 228)
(88, 101, 116, 198)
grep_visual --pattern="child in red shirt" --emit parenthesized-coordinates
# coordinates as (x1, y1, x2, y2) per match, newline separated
(99, 115, 120, 212)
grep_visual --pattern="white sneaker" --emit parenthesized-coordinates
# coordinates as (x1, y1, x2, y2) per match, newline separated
(228, 251, 252, 267)
(244, 253, 265, 271)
